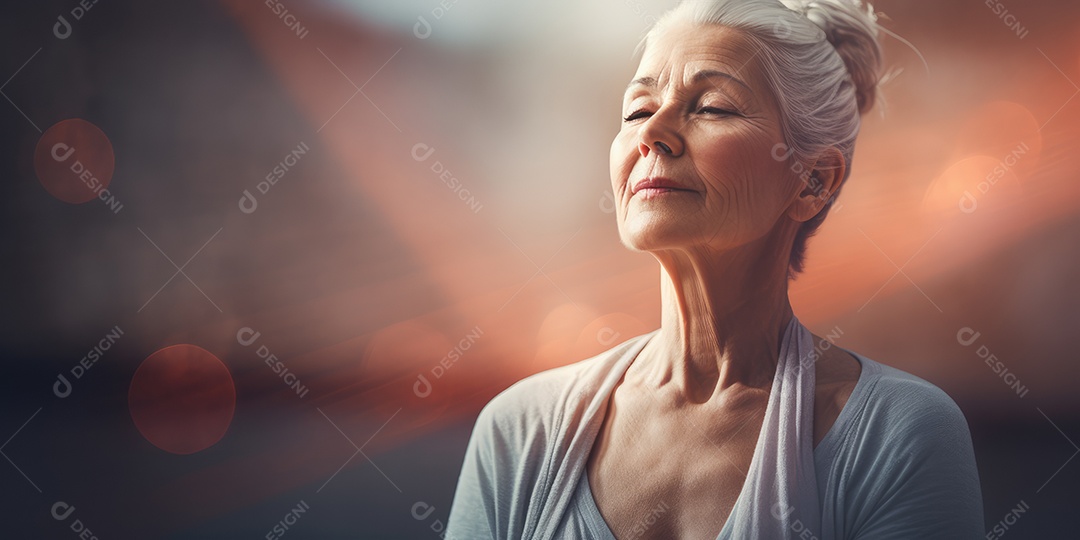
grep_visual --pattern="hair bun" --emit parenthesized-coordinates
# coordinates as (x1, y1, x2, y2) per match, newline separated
(786, 0, 884, 115)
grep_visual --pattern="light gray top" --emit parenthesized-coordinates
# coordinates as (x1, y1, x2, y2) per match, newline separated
(446, 321, 984, 539)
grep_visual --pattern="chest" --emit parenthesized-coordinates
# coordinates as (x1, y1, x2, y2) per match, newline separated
(585, 389, 767, 540)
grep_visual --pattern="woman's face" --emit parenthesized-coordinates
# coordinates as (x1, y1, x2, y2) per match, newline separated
(610, 20, 802, 254)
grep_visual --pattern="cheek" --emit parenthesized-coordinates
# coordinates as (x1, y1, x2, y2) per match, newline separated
(696, 135, 759, 193)
(694, 132, 791, 217)
(609, 130, 635, 189)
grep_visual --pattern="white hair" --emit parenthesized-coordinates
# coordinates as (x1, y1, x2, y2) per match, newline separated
(638, 0, 885, 274)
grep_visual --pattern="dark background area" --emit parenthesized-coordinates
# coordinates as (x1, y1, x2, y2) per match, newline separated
(2, 0, 1078, 538)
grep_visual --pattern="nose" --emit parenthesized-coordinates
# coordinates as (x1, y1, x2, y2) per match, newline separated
(637, 111, 683, 158)
(638, 138, 679, 158)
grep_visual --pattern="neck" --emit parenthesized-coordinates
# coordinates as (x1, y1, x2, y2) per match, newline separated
(629, 233, 796, 404)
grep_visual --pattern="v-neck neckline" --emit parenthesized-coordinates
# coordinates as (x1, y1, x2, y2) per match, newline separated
(573, 328, 873, 540)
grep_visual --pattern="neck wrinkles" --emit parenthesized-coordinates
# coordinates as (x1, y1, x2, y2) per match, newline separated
(628, 235, 795, 405)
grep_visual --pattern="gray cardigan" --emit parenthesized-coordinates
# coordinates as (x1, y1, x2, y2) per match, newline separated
(446, 318, 984, 539)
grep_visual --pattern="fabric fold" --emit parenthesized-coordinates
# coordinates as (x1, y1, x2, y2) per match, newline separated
(528, 315, 821, 539)
(526, 335, 655, 540)
(446, 314, 985, 540)
(722, 314, 821, 539)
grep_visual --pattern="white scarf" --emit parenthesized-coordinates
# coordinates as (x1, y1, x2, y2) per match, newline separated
(724, 314, 822, 539)
(526, 315, 821, 539)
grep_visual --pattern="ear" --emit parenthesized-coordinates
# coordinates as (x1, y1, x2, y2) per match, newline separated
(786, 147, 846, 223)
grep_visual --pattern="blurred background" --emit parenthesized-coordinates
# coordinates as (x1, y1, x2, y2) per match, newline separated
(1, 0, 1078, 537)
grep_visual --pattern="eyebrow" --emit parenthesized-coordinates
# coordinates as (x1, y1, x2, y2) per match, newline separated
(626, 69, 753, 94)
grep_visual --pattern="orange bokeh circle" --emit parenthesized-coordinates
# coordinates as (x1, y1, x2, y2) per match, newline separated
(954, 101, 1041, 181)
(922, 155, 1023, 216)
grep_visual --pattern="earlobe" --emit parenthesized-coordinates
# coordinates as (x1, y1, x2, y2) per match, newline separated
(786, 175, 830, 223)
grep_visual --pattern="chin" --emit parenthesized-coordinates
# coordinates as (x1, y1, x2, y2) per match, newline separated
(618, 214, 702, 252)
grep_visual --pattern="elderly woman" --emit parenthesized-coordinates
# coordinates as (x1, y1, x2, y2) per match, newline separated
(446, 0, 983, 538)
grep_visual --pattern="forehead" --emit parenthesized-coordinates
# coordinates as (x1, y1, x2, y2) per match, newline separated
(633, 20, 768, 93)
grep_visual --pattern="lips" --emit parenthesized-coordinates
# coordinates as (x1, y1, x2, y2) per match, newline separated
(631, 177, 693, 195)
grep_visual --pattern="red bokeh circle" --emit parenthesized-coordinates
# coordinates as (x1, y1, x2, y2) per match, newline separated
(33, 118, 115, 204)
(129, 344, 236, 455)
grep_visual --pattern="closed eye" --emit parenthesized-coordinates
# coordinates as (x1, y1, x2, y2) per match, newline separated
(698, 106, 738, 116)
(622, 108, 652, 122)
